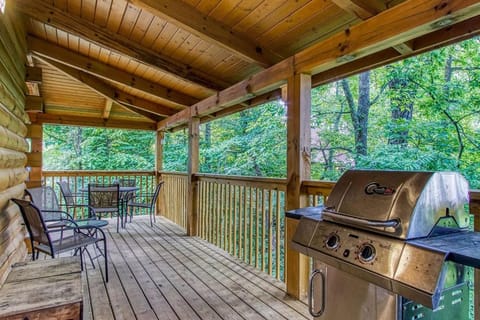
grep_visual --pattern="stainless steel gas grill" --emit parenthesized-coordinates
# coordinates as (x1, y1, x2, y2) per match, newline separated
(288, 170, 480, 320)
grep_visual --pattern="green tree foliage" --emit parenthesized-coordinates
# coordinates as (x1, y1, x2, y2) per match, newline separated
(311, 38, 480, 188)
(199, 102, 287, 177)
(43, 126, 155, 170)
(44, 39, 480, 189)
(162, 129, 188, 172)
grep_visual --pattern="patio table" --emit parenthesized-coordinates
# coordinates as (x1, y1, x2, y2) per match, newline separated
(80, 186, 139, 227)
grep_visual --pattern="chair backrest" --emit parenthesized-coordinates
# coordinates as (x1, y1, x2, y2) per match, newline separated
(11, 199, 52, 248)
(88, 184, 119, 211)
(150, 182, 164, 209)
(25, 186, 61, 211)
(25, 186, 66, 221)
(56, 181, 75, 206)
(118, 178, 136, 187)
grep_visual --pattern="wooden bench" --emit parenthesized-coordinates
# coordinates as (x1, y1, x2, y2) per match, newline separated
(0, 257, 83, 320)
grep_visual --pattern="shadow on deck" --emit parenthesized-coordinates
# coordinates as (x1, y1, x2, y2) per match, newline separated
(83, 216, 309, 320)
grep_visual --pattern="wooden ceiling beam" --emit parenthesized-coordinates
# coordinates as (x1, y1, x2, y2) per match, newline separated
(158, 58, 293, 130)
(295, 0, 480, 74)
(312, 14, 480, 87)
(30, 113, 156, 130)
(36, 56, 176, 120)
(102, 99, 113, 120)
(129, 0, 278, 67)
(14, 0, 227, 91)
(330, 0, 416, 55)
(28, 36, 197, 108)
(159, 0, 480, 131)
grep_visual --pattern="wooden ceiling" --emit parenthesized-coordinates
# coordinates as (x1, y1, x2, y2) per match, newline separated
(15, 0, 480, 130)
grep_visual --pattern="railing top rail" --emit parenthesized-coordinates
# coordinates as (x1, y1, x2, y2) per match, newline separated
(43, 170, 156, 176)
(159, 171, 188, 177)
(194, 173, 287, 190)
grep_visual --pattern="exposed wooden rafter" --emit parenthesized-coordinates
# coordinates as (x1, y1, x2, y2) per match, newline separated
(330, 0, 415, 55)
(103, 99, 113, 120)
(36, 55, 174, 120)
(128, 0, 278, 67)
(28, 36, 197, 108)
(14, 0, 228, 91)
(30, 112, 156, 130)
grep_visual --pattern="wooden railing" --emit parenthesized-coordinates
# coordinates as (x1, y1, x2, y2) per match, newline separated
(43, 170, 157, 218)
(160, 172, 288, 280)
(159, 172, 188, 230)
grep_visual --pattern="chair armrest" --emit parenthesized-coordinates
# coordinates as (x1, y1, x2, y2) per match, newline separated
(40, 209, 74, 221)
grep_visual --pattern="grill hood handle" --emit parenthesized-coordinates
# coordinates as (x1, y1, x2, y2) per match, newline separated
(323, 209, 401, 232)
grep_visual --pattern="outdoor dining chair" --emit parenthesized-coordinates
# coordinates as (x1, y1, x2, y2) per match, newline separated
(88, 183, 121, 232)
(11, 199, 108, 282)
(57, 180, 88, 218)
(127, 182, 164, 227)
(25, 186, 75, 222)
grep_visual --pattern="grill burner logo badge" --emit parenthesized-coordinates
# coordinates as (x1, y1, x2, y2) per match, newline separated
(364, 182, 395, 195)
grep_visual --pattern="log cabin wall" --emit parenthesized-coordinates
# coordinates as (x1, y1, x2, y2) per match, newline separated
(0, 3, 30, 284)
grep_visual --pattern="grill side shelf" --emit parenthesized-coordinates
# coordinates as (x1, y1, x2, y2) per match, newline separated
(408, 231, 480, 268)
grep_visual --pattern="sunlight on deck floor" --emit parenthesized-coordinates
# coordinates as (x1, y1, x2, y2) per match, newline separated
(81, 216, 309, 320)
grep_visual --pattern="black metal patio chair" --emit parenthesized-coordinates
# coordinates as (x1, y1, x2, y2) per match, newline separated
(57, 180, 89, 218)
(88, 183, 121, 232)
(117, 178, 137, 224)
(11, 198, 108, 282)
(127, 182, 164, 227)
(25, 186, 75, 222)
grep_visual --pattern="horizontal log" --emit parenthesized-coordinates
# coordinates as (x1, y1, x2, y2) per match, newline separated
(0, 82, 28, 124)
(0, 183, 26, 211)
(25, 95, 44, 113)
(0, 168, 28, 191)
(0, 148, 27, 169)
(0, 103, 28, 137)
(0, 127, 28, 152)
(27, 124, 42, 139)
(26, 152, 41, 167)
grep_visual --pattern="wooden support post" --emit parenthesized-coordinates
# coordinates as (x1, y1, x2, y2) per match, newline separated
(285, 73, 311, 300)
(187, 117, 200, 236)
(26, 123, 42, 188)
(470, 192, 480, 320)
(156, 130, 164, 215)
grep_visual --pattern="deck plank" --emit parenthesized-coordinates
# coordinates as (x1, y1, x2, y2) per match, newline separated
(80, 216, 309, 320)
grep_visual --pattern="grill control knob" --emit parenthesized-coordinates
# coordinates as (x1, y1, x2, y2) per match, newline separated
(359, 244, 376, 263)
(325, 234, 340, 250)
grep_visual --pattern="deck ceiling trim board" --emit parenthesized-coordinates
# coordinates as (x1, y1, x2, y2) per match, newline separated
(15, 0, 227, 92)
(31, 113, 156, 130)
(128, 0, 278, 67)
(36, 55, 175, 119)
(158, 0, 480, 131)
(28, 35, 196, 108)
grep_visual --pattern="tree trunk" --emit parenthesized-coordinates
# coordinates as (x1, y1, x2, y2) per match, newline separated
(388, 76, 414, 146)
(341, 71, 371, 157)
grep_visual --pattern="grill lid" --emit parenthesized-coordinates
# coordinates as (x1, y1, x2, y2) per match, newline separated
(323, 170, 470, 239)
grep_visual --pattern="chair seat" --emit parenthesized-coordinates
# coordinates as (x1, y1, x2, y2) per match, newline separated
(36, 232, 98, 255)
(128, 202, 150, 209)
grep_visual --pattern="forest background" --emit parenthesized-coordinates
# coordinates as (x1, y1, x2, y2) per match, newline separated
(43, 38, 480, 189)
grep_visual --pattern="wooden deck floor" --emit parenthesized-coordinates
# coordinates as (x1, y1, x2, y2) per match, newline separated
(82, 216, 310, 320)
